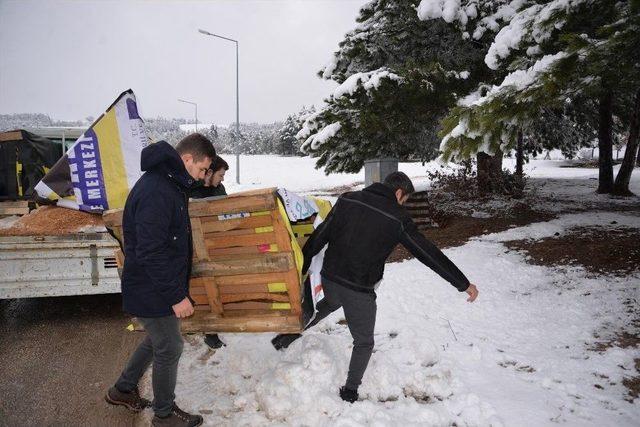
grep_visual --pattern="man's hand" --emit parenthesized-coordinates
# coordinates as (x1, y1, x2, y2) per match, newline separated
(172, 297, 194, 318)
(465, 284, 479, 302)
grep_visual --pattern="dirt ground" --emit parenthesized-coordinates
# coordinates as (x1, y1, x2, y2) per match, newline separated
(388, 205, 554, 261)
(504, 226, 640, 276)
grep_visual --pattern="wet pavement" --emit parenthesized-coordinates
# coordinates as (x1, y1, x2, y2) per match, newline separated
(0, 294, 145, 426)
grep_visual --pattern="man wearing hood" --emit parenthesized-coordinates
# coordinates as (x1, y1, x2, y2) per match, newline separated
(106, 133, 215, 427)
(271, 172, 479, 404)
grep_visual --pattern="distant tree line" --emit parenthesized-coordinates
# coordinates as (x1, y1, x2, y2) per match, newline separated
(0, 111, 315, 157)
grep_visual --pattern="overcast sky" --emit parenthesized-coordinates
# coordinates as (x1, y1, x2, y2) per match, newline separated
(0, 0, 366, 125)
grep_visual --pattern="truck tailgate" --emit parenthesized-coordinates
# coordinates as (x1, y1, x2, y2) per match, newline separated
(0, 233, 121, 299)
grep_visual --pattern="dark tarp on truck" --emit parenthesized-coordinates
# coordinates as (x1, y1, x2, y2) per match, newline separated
(0, 130, 60, 201)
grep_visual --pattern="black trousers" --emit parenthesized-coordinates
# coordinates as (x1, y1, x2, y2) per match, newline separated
(115, 315, 183, 417)
(306, 277, 377, 390)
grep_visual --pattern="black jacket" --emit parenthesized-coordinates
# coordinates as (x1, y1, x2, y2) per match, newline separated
(121, 141, 195, 317)
(189, 182, 226, 199)
(302, 183, 470, 293)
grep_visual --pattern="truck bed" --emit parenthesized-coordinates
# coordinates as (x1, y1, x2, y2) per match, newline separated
(0, 233, 121, 299)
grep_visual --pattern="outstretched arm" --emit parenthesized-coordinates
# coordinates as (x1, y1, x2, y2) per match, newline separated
(399, 219, 475, 298)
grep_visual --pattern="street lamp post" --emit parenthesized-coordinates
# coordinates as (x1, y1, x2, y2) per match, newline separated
(198, 28, 240, 184)
(177, 98, 198, 132)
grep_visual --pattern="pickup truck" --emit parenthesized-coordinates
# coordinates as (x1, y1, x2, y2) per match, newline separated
(0, 232, 120, 299)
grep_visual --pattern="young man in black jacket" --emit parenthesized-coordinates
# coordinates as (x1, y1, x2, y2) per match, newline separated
(105, 133, 215, 427)
(189, 156, 228, 200)
(272, 172, 478, 403)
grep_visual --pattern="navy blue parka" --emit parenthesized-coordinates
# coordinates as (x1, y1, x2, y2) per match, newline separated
(121, 141, 196, 317)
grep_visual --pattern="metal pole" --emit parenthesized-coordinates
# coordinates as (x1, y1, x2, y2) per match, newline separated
(178, 99, 198, 133)
(198, 29, 240, 184)
(235, 41, 240, 184)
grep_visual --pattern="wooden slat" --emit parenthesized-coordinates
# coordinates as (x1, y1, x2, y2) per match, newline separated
(218, 283, 287, 294)
(189, 285, 207, 295)
(0, 207, 30, 215)
(189, 193, 276, 217)
(0, 131, 23, 142)
(215, 272, 287, 286)
(183, 312, 301, 333)
(190, 217, 209, 261)
(200, 215, 272, 233)
(0, 200, 29, 208)
(223, 301, 291, 311)
(191, 252, 294, 277)
(208, 244, 276, 258)
(271, 210, 293, 252)
(205, 224, 275, 239)
(189, 277, 223, 314)
(219, 293, 290, 304)
(189, 277, 212, 287)
(282, 269, 302, 315)
(225, 187, 277, 197)
(130, 312, 302, 333)
(204, 276, 223, 315)
(270, 210, 302, 314)
(191, 294, 209, 305)
(205, 232, 276, 249)
(221, 309, 287, 318)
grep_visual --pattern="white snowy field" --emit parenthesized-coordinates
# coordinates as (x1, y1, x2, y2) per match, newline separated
(217, 153, 640, 198)
(138, 156, 639, 426)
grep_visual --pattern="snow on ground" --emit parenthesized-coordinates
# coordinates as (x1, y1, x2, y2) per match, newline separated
(218, 154, 639, 201)
(216, 154, 444, 194)
(137, 157, 639, 426)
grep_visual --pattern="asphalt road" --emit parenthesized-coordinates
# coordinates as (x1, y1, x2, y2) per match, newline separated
(0, 294, 146, 427)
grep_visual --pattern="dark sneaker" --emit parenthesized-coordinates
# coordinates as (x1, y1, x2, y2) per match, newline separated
(152, 404, 203, 427)
(271, 333, 302, 350)
(105, 385, 150, 412)
(339, 386, 358, 403)
(204, 333, 226, 349)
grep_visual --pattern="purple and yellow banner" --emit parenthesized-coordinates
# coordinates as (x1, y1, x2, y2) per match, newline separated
(35, 89, 148, 213)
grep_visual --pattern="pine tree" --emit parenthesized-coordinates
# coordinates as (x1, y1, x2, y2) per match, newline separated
(433, 0, 640, 194)
(298, 0, 489, 174)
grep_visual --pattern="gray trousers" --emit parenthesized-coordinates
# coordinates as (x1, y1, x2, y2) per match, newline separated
(307, 277, 377, 390)
(115, 315, 183, 417)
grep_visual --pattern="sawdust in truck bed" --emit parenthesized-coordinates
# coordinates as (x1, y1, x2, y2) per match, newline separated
(0, 205, 106, 236)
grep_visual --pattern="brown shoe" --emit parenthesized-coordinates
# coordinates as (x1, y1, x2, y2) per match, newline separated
(152, 404, 203, 427)
(105, 385, 151, 412)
